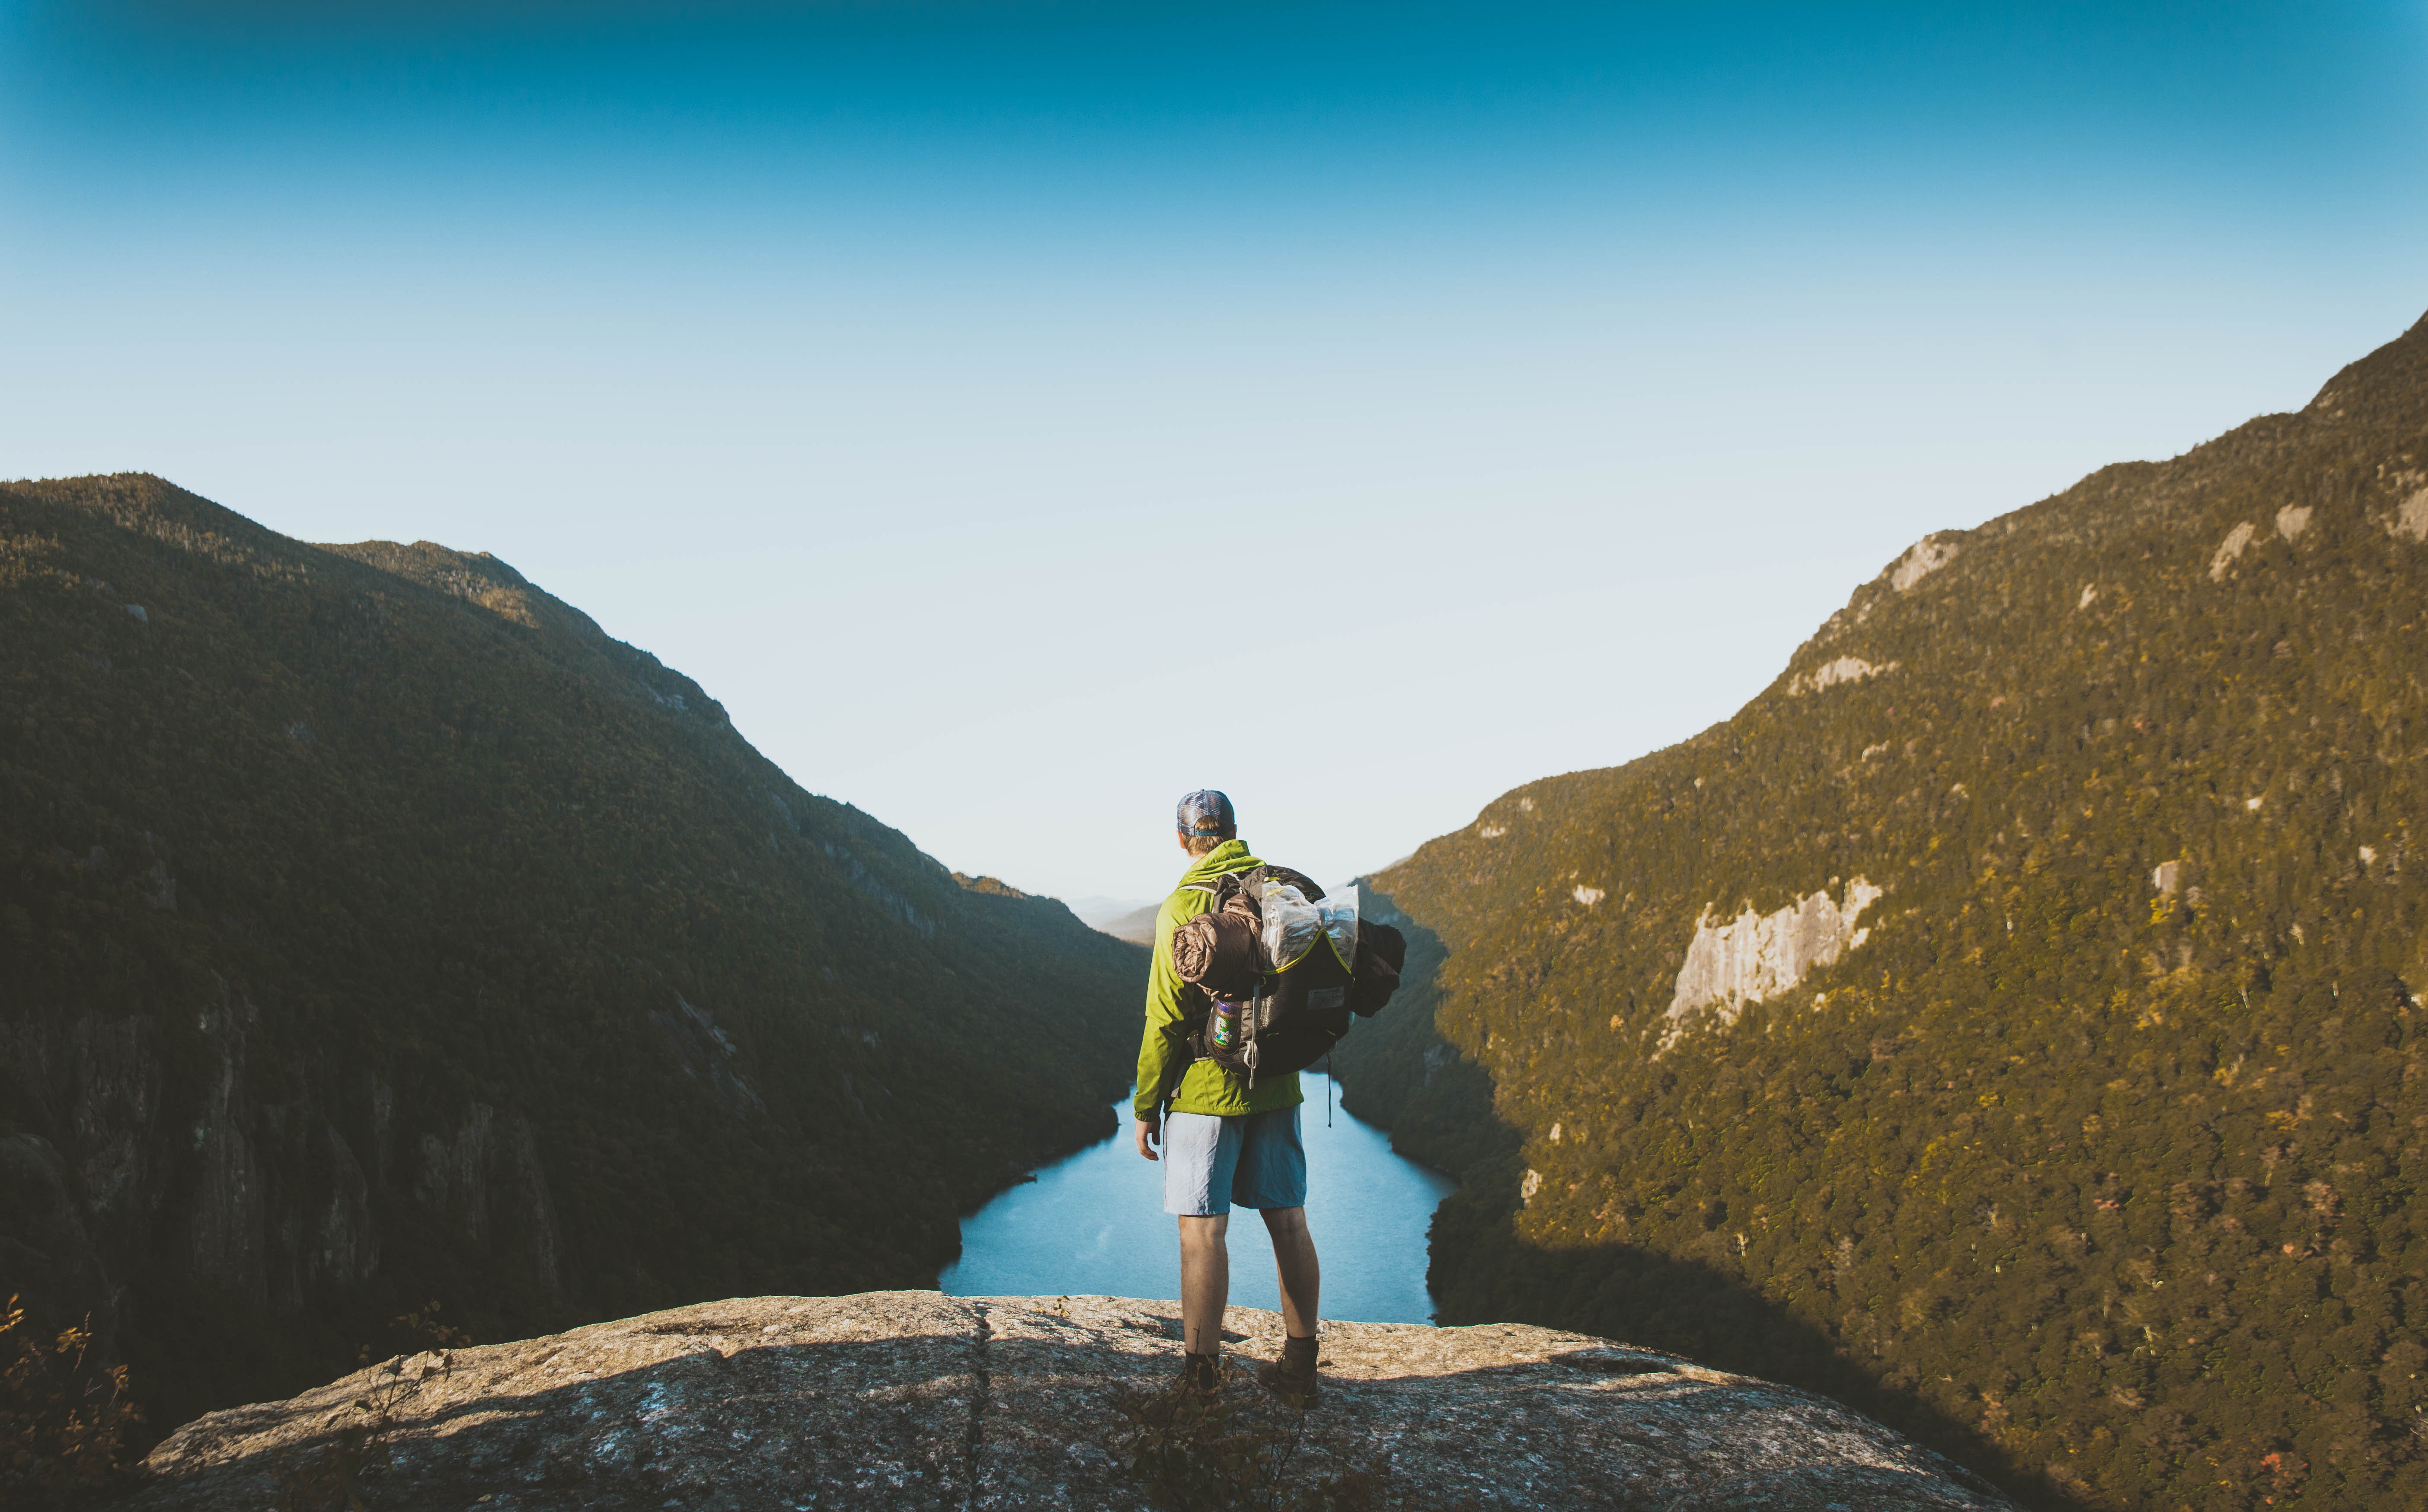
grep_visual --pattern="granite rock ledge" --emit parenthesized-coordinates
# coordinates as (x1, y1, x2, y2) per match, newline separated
(129, 1291, 2017, 1510)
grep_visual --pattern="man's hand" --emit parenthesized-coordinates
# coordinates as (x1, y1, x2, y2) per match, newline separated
(1134, 1117, 1161, 1162)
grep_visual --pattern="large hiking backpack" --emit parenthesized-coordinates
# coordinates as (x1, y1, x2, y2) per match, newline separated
(1166, 865, 1409, 1086)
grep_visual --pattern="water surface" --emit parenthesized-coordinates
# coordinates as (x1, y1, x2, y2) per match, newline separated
(941, 1074, 1454, 1323)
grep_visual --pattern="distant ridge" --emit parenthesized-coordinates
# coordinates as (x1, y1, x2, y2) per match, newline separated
(1063, 894, 1163, 944)
(1332, 311, 2428, 1510)
(1094, 902, 1163, 945)
(0, 475, 1147, 1445)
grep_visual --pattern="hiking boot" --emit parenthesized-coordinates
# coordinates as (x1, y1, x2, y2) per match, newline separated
(1177, 1350, 1224, 1395)
(1256, 1336, 1322, 1406)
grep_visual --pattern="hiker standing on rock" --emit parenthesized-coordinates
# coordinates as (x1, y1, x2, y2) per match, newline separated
(1134, 789, 1324, 1403)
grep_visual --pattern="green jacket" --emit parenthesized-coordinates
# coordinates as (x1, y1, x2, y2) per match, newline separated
(1131, 840, 1304, 1121)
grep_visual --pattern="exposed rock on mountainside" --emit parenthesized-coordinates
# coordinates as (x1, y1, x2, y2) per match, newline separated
(1787, 656, 1895, 696)
(1332, 310, 2428, 1510)
(1664, 877, 1882, 1041)
(130, 1291, 2016, 1510)
(0, 475, 1147, 1446)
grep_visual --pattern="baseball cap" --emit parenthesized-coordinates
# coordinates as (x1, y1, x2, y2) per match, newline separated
(1176, 790, 1237, 837)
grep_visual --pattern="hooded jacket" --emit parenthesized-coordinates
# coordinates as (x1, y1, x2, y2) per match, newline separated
(1131, 839, 1305, 1121)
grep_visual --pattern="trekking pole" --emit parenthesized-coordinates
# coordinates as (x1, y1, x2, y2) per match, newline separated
(1326, 1049, 1333, 1127)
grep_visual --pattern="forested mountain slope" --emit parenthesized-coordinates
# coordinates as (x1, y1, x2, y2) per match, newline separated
(1333, 311, 2428, 1511)
(0, 475, 1145, 1441)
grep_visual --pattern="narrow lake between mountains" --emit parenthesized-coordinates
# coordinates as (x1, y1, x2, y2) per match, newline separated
(941, 1073, 1456, 1323)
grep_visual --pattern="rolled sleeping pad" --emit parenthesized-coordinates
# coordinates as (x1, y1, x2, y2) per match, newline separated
(1170, 907, 1260, 998)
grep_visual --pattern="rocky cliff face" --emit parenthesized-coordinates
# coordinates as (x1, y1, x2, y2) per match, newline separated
(129, 1291, 2016, 1510)
(0, 475, 1148, 1442)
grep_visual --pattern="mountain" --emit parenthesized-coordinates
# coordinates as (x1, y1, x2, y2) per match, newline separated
(1097, 904, 1164, 946)
(1061, 895, 1147, 927)
(1064, 896, 1164, 944)
(0, 475, 1147, 1453)
(1330, 312, 2428, 1510)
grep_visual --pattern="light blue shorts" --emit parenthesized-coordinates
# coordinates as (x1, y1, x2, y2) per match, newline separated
(1161, 1105, 1307, 1216)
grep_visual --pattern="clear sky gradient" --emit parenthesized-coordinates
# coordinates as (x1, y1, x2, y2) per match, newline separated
(6, 2, 2425, 904)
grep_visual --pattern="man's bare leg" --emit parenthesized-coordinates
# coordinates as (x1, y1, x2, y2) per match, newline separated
(1256, 1206, 1324, 1400)
(1260, 1206, 1321, 1337)
(1178, 1213, 1231, 1359)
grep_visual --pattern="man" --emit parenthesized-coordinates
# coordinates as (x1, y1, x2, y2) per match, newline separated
(1134, 789, 1323, 1402)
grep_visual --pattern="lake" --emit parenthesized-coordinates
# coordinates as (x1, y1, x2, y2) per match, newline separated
(940, 1073, 1456, 1323)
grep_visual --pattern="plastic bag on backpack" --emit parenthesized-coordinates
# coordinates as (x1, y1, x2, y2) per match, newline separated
(1259, 883, 1325, 971)
(1319, 884, 1359, 970)
(1260, 881, 1361, 972)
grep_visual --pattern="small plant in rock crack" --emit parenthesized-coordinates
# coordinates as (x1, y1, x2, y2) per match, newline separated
(1118, 1377, 1448, 1512)
(274, 1358, 412, 1512)
(0, 1294, 142, 1510)
(393, 1300, 474, 1352)
(277, 1317, 460, 1512)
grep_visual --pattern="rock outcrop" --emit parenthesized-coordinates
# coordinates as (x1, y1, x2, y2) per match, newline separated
(130, 1291, 2016, 1510)
(1662, 877, 1882, 1041)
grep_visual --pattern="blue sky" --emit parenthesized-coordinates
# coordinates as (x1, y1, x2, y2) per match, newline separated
(6, 2, 2425, 905)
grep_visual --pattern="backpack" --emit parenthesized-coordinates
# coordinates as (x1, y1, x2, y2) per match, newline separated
(1166, 865, 1409, 1088)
